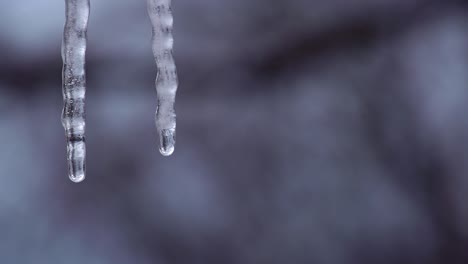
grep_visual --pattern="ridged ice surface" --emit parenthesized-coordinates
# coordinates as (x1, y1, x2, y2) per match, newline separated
(61, 0, 90, 183)
(147, 0, 178, 156)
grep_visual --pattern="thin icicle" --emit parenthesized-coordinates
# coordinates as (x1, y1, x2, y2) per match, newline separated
(61, 0, 90, 183)
(147, 0, 178, 156)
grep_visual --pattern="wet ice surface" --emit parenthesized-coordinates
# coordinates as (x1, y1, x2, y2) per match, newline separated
(1, 0, 468, 263)
(61, 0, 90, 182)
(148, 0, 178, 156)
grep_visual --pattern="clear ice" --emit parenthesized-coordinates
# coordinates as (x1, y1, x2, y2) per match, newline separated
(61, 0, 90, 183)
(147, 0, 179, 156)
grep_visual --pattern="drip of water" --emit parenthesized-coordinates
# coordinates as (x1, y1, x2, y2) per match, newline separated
(147, 0, 179, 156)
(61, 0, 90, 183)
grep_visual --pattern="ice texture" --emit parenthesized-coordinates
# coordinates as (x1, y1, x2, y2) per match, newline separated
(147, 0, 178, 156)
(61, 0, 90, 183)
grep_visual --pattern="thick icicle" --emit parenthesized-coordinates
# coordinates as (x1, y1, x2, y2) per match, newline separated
(148, 0, 179, 156)
(61, 0, 90, 183)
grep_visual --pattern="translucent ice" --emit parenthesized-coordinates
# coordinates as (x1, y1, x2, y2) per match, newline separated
(61, 0, 90, 183)
(147, 0, 179, 156)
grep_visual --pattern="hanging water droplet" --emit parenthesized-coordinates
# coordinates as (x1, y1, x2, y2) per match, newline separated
(62, 0, 90, 183)
(148, 0, 179, 156)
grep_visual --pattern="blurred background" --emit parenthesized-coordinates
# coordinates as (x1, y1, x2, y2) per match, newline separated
(1, 0, 468, 263)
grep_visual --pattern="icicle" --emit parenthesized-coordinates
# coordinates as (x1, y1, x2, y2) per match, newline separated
(147, 0, 179, 156)
(61, 0, 90, 183)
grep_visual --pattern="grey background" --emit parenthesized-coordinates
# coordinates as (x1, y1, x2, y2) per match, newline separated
(0, 0, 468, 263)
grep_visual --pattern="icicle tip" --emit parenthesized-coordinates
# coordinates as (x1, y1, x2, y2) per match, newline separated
(69, 173, 86, 183)
(159, 128, 175, 156)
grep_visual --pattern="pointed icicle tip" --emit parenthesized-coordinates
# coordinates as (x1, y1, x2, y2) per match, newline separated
(69, 172, 86, 183)
(159, 128, 175, 156)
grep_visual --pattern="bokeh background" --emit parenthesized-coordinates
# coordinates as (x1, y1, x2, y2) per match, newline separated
(1, 0, 468, 263)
